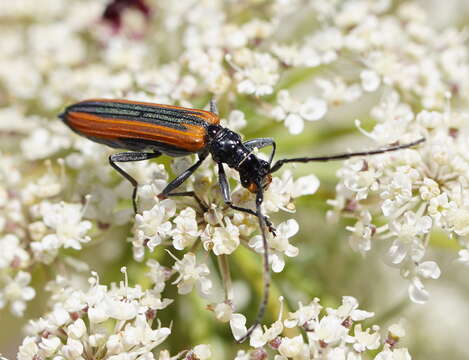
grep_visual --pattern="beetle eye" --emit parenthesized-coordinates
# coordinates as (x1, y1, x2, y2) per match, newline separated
(262, 174, 272, 190)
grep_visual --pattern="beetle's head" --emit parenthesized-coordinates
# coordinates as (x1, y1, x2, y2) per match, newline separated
(240, 158, 272, 193)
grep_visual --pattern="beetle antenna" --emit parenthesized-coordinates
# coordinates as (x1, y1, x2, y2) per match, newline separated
(270, 137, 425, 173)
(238, 148, 257, 167)
(236, 188, 271, 343)
(210, 98, 218, 115)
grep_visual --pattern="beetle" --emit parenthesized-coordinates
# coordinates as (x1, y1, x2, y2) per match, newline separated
(59, 98, 424, 341)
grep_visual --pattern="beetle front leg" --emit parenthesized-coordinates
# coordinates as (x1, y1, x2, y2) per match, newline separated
(243, 138, 276, 165)
(217, 163, 276, 235)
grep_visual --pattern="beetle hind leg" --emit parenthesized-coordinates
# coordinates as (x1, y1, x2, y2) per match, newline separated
(109, 151, 162, 213)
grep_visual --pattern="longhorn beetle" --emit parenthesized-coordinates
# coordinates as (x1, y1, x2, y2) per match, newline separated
(59, 98, 424, 342)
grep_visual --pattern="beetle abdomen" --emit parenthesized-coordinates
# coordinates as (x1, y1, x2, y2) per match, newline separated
(60, 99, 220, 154)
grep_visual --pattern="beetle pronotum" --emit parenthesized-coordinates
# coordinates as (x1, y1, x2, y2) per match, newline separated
(60, 98, 424, 342)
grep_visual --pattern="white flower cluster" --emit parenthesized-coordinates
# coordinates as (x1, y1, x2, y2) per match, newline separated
(17, 268, 211, 360)
(232, 296, 411, 360)
(1, 0, 467, 357)
(130, 159, 317, 277)
(0, 157, 93, 316)
(329, 92, 469, 302)
(325, 0, 469, 303)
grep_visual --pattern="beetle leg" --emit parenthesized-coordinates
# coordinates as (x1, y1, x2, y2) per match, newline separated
(236, 188, 271, 343)
(243, 138, 276, 165)
(218, 163, 276, 235)
(109, 151, 162, 213)
(163, 191, 207, 212)
(158, 155, 207, 203)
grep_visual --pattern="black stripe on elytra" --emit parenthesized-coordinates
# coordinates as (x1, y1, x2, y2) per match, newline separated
(68, 101, 210, 129)
(117, 137, 194, 155)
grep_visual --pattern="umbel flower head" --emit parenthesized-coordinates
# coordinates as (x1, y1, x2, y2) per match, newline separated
(17, 269, 215, 360)
(232, 296, 411, 360)
(0, 0, 469, 358)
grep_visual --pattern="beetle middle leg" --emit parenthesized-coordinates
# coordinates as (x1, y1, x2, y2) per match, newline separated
(109, 151, 162, 213)
(162, 191, 207, 212)
(157, 155, 208, 211)
(217, 163, 276, 235)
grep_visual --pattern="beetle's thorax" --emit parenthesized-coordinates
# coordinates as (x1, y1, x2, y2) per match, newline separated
(208, 126, 249, 168)
(207, 125, 272, 192)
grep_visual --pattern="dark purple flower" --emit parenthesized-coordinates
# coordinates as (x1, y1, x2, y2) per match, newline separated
(102, 0, 151, 31)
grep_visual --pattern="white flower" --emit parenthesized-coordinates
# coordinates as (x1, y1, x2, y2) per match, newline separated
(250, 219, 299, 272)
(250, 297, 285, 347)
(146, 259, 170, 294)
(30, 233, 61, 264)
(334, 296, 374, 322)
(352, 324, 381, 352)
(21, 125, 71, 160)
(193, 344, 212, 360)
(278, 335, 308, 359)
(234, 350, 250, 360)
(212, 218, 240, 255)
(457, 248, 469, 266)
(21, 162, 63, 203)
(261, 170, 319, 213)
(284, 298, 322, 328)
(230, 313, 248, 341)
(213, 302, 233, 323)
(39, 201, 92, 250)
(17, 337, 39, 360)
(234, 52, 280, 96)
(0, 271, 36, 316)
(172, 207, 200, 250)
(106, 297, 140, 321)
(419, 178, 440, 201)
(225, 109, 247, 131)
(346, 210, 374, 254)
(416, 261, 441, 280)
(0, 234, 30, 269)
(61, 338, 84, 359)
(121, 314, 171, 349)
(316, 77, 363, 105)
(408, 276, 429, 304)
(308, 315, 348, 345)
(388, 212, 432, 264)
(375, 348, 411, 360)
(272, 90, 327, 134)
(360, 69, 381, 92)
(271, 43, 322, 67)
(171, 253, 212, 295)
(18, 269, 174, 358)
(65, 320, 85, 341)
(49, 307, 71, 327)
(388, 322, 406, 338)
(447, 205, 469, 236)
(134, 199, 176, 252)
(38, 336, 61, 357)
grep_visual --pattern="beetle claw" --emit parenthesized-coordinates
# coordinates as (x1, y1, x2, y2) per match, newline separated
(264, 217, 276, 236)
